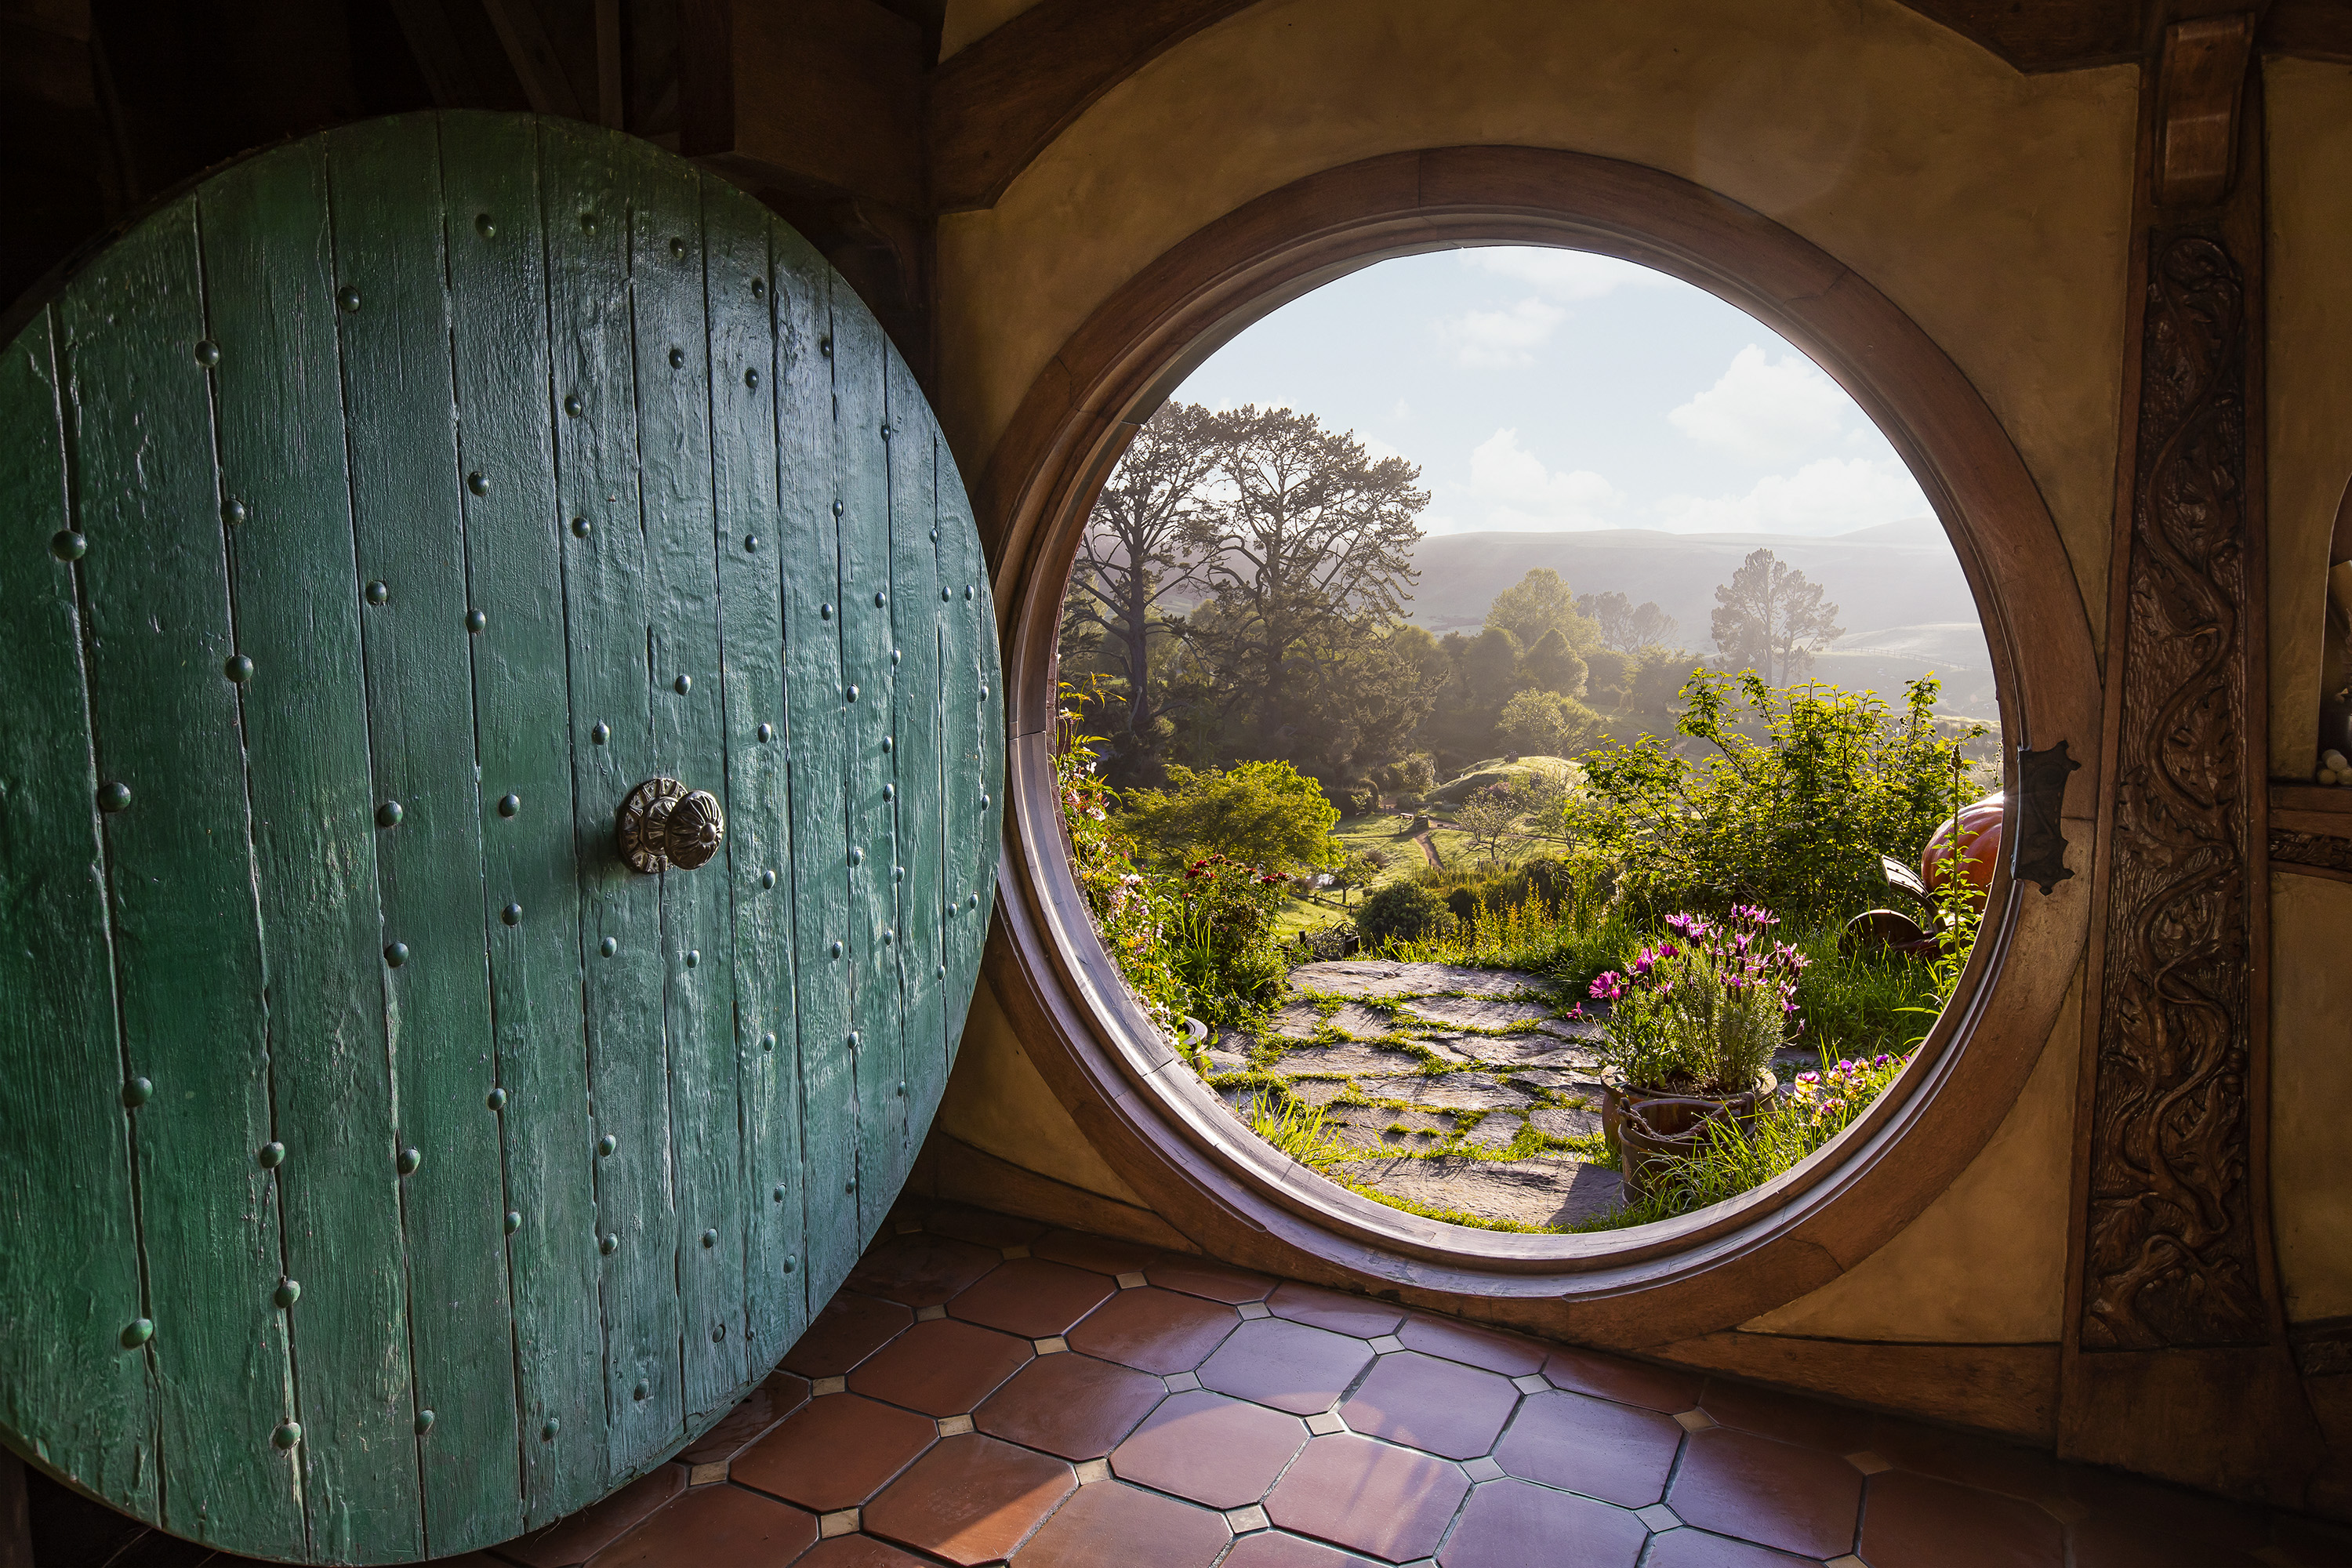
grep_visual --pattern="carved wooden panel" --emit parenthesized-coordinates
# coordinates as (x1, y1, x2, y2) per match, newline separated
(2081, 230, 2266, 1352)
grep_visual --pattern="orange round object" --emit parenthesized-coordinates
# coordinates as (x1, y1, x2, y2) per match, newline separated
(1922, 795, 2005, 909)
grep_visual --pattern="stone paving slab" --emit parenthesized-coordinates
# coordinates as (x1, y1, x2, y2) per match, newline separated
(1267, 1002, 1325, 1039)
(1290, 961, 1553, 1000)
(1277, 1042, 1425, 1078)
(1529, 1105, 1602, 1139)
(1461, 1112, 1525, 1149)
(1358, 1073, 1533, 1112)
(1399, 996, 1556, 1031)
(1334, 1155, 1624, 1228)
(1328, 1002, 1399, 1039)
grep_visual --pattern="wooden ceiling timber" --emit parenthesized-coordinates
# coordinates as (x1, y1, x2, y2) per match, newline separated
(926, 0, 1260, 213)
(2157, 13, 2256, 205)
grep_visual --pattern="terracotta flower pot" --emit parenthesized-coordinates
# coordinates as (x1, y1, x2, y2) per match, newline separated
(1614, 1094, 1745, 1205)
(1599, 1065, 1779, 1160)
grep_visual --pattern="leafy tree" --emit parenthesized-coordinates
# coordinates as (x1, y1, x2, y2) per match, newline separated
(1121, 758, 1341, 873)
(1185, 406, 1428, 761)
(1498, 688, 1602, 758)
(1577, 590, 1679, 652)
(1064, 401, 1220, 786)
(1454, 784, 1524, 869)
(1711, 548, 1843, 684)
(1461, 626, 1524, 709)
(1487, 568, 1599, 654)
(1523, 626, 1588, 695)
(1630, 648, 1699, 712)
(1334, 848, 1385, 907)
(1585, 647, 1635, 708)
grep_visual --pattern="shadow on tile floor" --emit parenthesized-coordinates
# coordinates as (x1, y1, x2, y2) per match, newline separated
(24, 1200, 2352, 1568)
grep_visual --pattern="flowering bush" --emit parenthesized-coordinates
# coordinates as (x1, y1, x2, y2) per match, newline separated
(1058, 689, 1290, 1037)
(1784, 1053, 1907, 1131)
(1588, 904, 1807, 1094)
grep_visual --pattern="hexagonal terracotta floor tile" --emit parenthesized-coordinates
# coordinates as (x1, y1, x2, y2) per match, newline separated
(1032, 1229, 1160, 1276)
(731, 1394, 935, 1513)
(1264, 1433, 1470, 1563)
(1640, 1529, 1822, 1567)
(976, 1352, 1166, 1460)
(1858, 1471, 2064, 1567)
(1493, 1389, 1683, 1507)
(1397, 1315, 1547, 1377)
(1066, 1287, 1238, 1374)
(782, 1291, 913, 1377)
(949, 1258, 1117, 1338)
(862, 1432, 1076, 1566)
(924, 1206, 1049, 1249)
(584, 1484, 815, 1568)
(847, 1232, 1005, 1308)
(677, 1370, 808, 1465)
(1199, 1319, 1375, 1416)
(1434, 1479, 1646, 1568)
(848, 1317, 1033, 1416)
(1541, 1348, 1704, 1415)
(1668, 1426, 1863, 1561)
(1146, 1255, 1276, 1305)
(1110, 1389, 1309, 1508)
(1697, 1380, 1875, 1454)
(1009, 1480, 1231, 1568)
(502, 1465, 687, 1567)
(1266, 1283, 1403, 1339)
(1218, 1534, 1382, 1568)
(790, 1537, 934, 1568)
(1340, 1351, 1519, 1460)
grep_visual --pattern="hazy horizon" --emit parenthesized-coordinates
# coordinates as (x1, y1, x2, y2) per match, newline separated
(1172, 247, 1934, 539)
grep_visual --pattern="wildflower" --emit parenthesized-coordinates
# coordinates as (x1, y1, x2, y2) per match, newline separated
(1588, 971, 1624, 1001)
(1795, 1070, 1820, 1085)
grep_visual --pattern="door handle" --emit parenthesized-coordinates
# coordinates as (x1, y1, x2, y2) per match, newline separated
(616, 778, 726, 873)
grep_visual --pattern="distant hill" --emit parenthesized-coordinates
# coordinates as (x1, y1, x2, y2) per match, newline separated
(1403, 517, 1999, 718)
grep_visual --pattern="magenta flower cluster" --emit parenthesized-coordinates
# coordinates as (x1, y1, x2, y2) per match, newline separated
(1589, 904, 1811, 1035)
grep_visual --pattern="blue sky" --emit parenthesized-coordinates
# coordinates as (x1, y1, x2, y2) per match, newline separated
(1171, 247, 1933, 538)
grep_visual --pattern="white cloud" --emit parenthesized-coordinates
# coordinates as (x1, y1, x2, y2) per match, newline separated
(1464, 428, 1623, 530)
(1654, 456, 1929, 536)
(1668, 344, 1848, 463)
(1443, 297, 1564, 368)
(1461, 248, 1670, 300)
(1392, 398, 1414, 421)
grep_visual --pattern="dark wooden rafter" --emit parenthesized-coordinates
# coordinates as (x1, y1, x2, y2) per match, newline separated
(927, 0, 1260, 212)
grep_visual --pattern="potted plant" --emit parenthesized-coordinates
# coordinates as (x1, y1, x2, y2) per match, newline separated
(1588, 906, 1807, 1200)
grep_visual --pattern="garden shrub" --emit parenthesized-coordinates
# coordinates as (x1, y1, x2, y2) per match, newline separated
(1568, 670, 1986, 920)
(1357, 880, 1457, 947)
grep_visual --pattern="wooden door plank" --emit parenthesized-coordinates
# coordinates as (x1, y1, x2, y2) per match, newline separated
(935, 460, 993, 1058)
(198, 140, 424, 1562)
(58, 198, 303, 1559)
(623, 143, 744, 1421)
(0, 313, 154, 1521)
(323, 114, 521, 1554)
(773, 223, 858, 1307)
(833, 294, 904, 1244)
(884, 358, 946, 1164)
(435, 109, 604, 1530)
(702, 190, 804, 1356)
(539, 116, 681, 1475)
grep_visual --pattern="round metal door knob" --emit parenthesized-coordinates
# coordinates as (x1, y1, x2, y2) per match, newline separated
(615, 778, 726, 874)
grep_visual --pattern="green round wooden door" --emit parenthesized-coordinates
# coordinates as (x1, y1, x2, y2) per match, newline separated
(0, 111, 1002, 1563)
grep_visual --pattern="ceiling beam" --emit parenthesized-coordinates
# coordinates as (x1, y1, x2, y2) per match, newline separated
(927, 0, 1258, 213)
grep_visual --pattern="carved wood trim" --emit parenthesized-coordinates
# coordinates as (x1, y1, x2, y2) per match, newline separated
(2081, 227, 2264, 1352)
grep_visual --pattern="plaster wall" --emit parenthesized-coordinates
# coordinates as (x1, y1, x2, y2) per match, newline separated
(929, 0, 2137, 1350)
(932, 0, 2139, 654)
(2270, 871, 2352, 1323)
(2266, 56, 2352, 781)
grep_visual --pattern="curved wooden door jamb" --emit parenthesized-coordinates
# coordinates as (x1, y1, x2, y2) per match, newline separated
(976, 147, 2103, 1348)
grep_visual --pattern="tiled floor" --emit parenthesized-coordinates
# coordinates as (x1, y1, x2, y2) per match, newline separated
(483, 1203, 2352, 1568)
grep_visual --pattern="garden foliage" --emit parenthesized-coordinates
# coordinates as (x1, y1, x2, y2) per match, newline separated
(1589, 906, 1806, 1095)
(1569, 670, 1984, 919)
(1120, 757, 1341, 874)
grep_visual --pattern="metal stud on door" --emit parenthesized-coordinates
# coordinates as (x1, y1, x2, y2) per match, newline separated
(0, 111, 1002, 1563)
